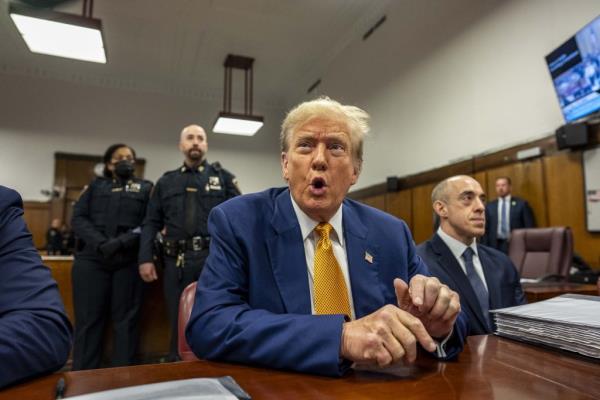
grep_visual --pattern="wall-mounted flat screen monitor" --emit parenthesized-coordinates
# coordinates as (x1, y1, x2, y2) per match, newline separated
(545, 15, 600, 122)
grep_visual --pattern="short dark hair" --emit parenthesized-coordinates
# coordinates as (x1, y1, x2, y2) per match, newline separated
(102, 143, 136, 177)
(496, 176, 512, 185)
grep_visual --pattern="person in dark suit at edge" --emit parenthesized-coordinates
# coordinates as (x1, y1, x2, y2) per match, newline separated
(417, 175, 526, 335)
(186, 97, 468, 376)
(0, 185, 72, 388)
(481, 176, 535, 253)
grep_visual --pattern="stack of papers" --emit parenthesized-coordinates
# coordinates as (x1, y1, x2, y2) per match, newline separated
(65, 377, 251, 400)
(491, 294, 600, 359)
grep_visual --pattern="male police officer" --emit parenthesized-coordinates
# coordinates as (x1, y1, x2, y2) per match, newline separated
(139, 124, 240, 360)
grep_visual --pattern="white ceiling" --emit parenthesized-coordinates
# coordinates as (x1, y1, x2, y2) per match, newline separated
(0, 0, 390, 110)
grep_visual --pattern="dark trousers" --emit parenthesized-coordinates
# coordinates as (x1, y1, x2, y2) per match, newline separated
(162, 249, 208, 360)
(71, 257, 143, 370)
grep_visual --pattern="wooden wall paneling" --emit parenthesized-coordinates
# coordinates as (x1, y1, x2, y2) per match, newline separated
(473, 171, 487, 195)
(544, 151, 600, 268)
(44, 257, 75, 321)
(484, 159, 548, 227)
(472, 136, 556, 171)
(44, 257, 171, 362)
(348, 183, 388, 200)
(137, 275, 170, 360)
(401, 159, 473, 189)
(385, 189, 412, 231)
(411, 183, 436, 244)
(361, 194, 386, 210)
(22, 201, 51, 249)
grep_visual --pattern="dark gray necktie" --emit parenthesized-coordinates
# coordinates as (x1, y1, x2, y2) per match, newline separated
(462, 247, 490, 330)
(500, 197, 509, 238)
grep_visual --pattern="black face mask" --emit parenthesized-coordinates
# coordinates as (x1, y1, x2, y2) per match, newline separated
(114, 160, 135, 180)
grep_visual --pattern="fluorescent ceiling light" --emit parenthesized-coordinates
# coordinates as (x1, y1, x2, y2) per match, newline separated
(9, 3, 106, 64)
(213, 113, 264, 136)
(213, 54, 264, 137)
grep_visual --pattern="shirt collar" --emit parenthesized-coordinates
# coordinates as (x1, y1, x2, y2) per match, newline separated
(290, 192, 344, 246)
(437, 227, 478, 259)
(180, 159, 208, 173)
(500, 194, 512, 203)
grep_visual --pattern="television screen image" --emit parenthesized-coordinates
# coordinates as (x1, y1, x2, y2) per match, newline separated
(546, 15, 600, 122)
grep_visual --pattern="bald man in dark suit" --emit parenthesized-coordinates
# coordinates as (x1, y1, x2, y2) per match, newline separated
(416, 176, 525, 335)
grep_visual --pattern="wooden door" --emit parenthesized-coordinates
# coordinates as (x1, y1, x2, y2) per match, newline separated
(51, 152, 146, 227)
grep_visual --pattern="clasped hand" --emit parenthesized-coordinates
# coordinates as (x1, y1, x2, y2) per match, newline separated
(340, 275, 460, 367)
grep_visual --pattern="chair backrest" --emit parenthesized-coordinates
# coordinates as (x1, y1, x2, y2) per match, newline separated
(508, 227, 573, 280)
(178, 281, 199, 361)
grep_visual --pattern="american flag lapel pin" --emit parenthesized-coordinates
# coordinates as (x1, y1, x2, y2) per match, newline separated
(364, 251, 373, 264)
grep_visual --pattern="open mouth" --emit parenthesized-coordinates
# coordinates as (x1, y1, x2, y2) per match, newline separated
(309, 177, 328, 196)
(311, 177, 326, 189)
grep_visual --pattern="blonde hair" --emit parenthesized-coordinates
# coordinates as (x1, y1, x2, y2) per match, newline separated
(280, 96, 370, 171)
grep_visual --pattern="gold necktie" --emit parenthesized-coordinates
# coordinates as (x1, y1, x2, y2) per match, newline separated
(313, 222, 351, 318)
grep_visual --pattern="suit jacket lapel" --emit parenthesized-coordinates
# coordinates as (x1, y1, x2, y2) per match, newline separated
(509, 198, 518, 227)
(266, 189, 312, 314)
(343, 202, 384, 319)
(430, 234, 489, 329)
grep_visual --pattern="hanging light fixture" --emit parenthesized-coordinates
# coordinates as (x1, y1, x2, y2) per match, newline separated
(9, 0, 107, 64)
(212, 54, 264, 136)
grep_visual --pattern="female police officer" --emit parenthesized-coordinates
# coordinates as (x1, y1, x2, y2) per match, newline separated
(71, 144, 152, 370)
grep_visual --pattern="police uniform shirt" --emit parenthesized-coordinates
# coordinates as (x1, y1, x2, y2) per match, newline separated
(138, 160, 240, 264)
(71, 176, 153, 259)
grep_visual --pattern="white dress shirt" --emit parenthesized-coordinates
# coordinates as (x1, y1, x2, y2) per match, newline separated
(290, 194, 356, 320)
(437, 227, 488, 291)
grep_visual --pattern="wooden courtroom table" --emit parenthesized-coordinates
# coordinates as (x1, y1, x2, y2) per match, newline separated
(522, 282, 599, 303)
(2, 336, 599, 399)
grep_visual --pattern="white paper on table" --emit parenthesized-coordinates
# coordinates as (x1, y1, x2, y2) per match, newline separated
(64, 378, 243, 400)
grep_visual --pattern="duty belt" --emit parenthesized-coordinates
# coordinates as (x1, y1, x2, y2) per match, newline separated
(163, 236, 210, 257)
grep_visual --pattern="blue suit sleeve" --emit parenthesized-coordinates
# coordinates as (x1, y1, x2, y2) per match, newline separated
(186, 207, 347, 376)
(0, 188, 72, 388)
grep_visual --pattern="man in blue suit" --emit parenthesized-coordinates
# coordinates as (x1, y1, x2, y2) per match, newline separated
(481, 177, 535, 253)
(416, 176, 526, 335)
(187, 97, 468, 376)
(0, 185, 72, 388)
